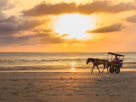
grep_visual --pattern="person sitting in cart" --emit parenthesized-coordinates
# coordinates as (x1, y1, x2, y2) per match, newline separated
(114, 55, 122, 67)
(114, 55, 120, 63)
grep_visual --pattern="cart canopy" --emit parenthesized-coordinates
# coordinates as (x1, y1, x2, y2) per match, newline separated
(108, 52, 125, 57)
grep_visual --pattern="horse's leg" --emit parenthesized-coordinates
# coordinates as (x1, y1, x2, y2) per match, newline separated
(101, 65, 105, 73)
(97, 66, 100, 73)
(106, 66, 109, 73)
(91, 65, 95, 73)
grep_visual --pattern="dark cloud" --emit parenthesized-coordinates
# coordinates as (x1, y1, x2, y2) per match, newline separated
(17, 19, 44, 31)
(0, 23, 17, 36)
(0, 35, 35, 46)
(77, 2, 136, 14)
(0, 16, 16, 23)
(0, 18, 51, 46)
(0, 16, 44, 36)
(0, 32, 61, 46)
(22, 1, 136, 16)
(87, 24, 123, 33)
(22, 2, 77, 16)
(126, 15, 136, 23)
(0, 0, 43, 37)
(0, 0, 17, 36)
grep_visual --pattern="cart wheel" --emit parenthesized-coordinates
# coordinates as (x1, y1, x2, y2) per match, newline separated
(115, 67, 120, 73)
(109, 67, 114, 73)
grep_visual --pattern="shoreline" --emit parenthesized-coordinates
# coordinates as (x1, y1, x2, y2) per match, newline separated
(0, 68, 136, 72)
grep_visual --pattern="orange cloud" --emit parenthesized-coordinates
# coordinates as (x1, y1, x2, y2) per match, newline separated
(87, 24, 123, 33)
(22, 1, 136, 16)
(126, 15, 136, 23)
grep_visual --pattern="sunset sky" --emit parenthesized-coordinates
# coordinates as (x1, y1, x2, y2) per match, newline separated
(0, 0, 136, 52)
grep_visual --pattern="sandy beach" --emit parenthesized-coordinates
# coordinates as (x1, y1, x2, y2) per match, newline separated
(0, 71, 135, 102)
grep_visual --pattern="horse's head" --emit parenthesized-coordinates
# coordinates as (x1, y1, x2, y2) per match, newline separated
(86, 58, 95, 64)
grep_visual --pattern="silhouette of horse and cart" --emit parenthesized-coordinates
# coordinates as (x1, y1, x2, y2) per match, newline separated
(86, 52, 125, 73)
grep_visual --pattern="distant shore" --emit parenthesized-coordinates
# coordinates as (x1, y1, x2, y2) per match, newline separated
(0, 71, 136, 102)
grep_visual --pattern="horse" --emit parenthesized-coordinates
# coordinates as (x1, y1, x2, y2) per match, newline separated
(86, 58, 109, 73)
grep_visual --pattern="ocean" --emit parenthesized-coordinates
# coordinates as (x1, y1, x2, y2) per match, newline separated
(0, 52, 136, 72)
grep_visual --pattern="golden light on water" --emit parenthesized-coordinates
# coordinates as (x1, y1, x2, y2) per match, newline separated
(71, 62, 76, 66)
(70, 62, 77, 72)
(55, 14, 96, 40)
(71, 67, 76, 71)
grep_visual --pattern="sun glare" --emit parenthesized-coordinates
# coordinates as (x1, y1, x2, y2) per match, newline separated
(55, 14, 96, 39)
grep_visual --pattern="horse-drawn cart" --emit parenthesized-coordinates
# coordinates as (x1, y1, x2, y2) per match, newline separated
(86, 52, 125, 73)
(107, 52, 125, 73)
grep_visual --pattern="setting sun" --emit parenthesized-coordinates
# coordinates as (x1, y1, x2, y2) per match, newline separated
(55, 14, 96, 39)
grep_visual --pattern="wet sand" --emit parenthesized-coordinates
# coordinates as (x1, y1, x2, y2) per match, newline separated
(0, 71, 136, 102)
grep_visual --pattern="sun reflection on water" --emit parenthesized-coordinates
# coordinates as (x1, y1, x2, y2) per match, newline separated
(71, 62, 76, 66)
(70, 62, 77, 72)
